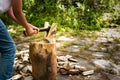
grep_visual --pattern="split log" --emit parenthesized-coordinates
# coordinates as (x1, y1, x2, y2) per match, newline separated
(29, 22, 57, 80)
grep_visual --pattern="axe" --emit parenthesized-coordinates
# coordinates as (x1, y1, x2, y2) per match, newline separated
(23, 27, 50, 36)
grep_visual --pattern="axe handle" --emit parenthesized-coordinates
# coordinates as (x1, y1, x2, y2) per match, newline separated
(23, 27, 50, 36)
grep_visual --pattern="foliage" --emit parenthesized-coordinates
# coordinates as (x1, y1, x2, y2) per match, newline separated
(24, 0, 120, 31)
(0, 0, 120, 31)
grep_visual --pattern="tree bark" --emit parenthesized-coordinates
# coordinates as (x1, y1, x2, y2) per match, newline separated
(29, 22, 57, 80)
(29, 43, 57, 80)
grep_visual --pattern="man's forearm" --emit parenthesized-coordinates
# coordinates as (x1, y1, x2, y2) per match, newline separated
(6, 8, 21, 25)
(12, 0, 30, 29)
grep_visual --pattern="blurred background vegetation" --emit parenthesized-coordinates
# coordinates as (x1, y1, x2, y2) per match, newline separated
(0, 0, 120, 32)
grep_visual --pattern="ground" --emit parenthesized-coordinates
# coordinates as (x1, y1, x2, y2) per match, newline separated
(11, 27, 120, 80)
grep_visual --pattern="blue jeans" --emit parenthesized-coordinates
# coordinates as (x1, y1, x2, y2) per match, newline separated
(0, 19, 16, 80)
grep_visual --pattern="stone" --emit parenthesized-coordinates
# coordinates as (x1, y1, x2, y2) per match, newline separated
(63, 61, 74, 70)
(17, 64, 25, 70)
(59, 68, 68, 75)
(57, 36, 74, 42)
(24, 76, 33, 80)
(88, 44, 100, 52)
(82, 70, 94, 76)
(22, 54, 29, 62)
(92, 52, 109, 58)
(92, 59, 120, 75)
(92, 59, 111, 69)
(57, 56, 68, 62)
(68, 69, 80, 75)
(68, 58, 78, 62)
(74, 65, 87, 71)
(95, 37, 108, 43)
(27, 65, 32, 73)
(104, 72, 120, 80)
(22, 66, 29, 73)
(66, 45, 80, 53)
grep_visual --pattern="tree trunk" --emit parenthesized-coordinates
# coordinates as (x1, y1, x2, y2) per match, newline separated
(29, 43, 57, 80)
(29, 22, 57, 80)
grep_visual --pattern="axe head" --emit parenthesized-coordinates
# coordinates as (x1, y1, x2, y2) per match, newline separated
(39, 26, 51, 36)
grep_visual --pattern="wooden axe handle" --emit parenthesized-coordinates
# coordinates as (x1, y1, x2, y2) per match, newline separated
(23, 27, 50, 36)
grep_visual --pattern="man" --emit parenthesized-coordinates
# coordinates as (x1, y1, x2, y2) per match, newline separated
(0, 0, 39, 79)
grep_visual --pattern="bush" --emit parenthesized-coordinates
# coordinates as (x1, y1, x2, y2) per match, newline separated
(1, 0, 120, 31)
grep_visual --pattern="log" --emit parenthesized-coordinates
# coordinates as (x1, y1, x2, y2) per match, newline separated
(29, 43, 57, 80)
(29, 22, 57, 80)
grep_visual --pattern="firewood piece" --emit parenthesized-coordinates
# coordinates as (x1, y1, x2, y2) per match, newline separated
(24, 76, 33, 80)
(44, 22, 50, 38)
(74, 65, 87, 71)
(29, 42, 57, 80)
(59, 68, 68, 75)
(82, 70, 94, 76)
(68, 69, 80, 75)
(44, 23, 57, 43)
(12, 74, 22, 80)
(68, 58, 78, 62)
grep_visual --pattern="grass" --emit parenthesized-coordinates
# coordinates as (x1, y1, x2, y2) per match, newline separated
(58, 42, 73, 50)
(8, 25, 99, 47)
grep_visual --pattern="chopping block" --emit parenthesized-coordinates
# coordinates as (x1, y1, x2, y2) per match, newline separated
(29, 22, 57, 80)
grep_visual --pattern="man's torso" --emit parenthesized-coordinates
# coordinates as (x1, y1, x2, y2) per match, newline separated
(0, 0, 12, 13)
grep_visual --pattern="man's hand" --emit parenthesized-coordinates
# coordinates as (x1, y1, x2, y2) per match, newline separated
(25, 23, 39, 36)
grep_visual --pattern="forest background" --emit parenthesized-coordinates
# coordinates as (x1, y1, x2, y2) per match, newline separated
(0, 0, 120, 33)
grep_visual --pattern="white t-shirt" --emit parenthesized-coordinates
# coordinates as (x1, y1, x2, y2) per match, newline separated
(0, 0, 12, 13)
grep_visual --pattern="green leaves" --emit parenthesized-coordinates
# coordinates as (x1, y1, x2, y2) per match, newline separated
(3, 0, 119, 32)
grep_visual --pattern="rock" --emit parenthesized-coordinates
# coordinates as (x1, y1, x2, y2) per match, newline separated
(63, 61, 74, 70)
(17, 64, 25, 70)
(22, 54, 29, 62)
(82, 70, 94, 76)
(101, 29, 120, 38)
(59, 68, 68, 75)
(92, 59, 120, 75)
(68, 69, 80, 75)
(108, 63, 120, 75)
(24, 76, 33, 80)
(108, 23, 119, 28)
(92, 52, 109, 59)
(57, 55, 76, 62)
(74, 65, 87, 71)
(59, 68, 82, 75)
(22, 66, 29, 73)
(88, 44, 100, 52)
(57, 56, 68, 62)
(66, 45, 80, 53)
(65, 55, 72, 59)
(57, 62, 65, 66)
(103, 72, 120, 80)
(14, 60, 21, 70)
(92, 59, 111, 69)
(57, 36, 74, 42)
(95, 37, 108, 43)
(27, 65, 32, 73)
(73, 39, 92, 46)
(107, 38, 114, 42)
(68, 58, 78, 62)
(102, 13, 113, 21)
(16, 50, 29, 55)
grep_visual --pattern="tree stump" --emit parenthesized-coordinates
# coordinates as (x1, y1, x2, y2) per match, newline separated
(29, 22, 57, 80)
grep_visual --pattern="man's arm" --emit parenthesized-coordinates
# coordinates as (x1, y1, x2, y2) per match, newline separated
(6, 7, 21, 25)
(7, 0, 39, 36)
